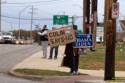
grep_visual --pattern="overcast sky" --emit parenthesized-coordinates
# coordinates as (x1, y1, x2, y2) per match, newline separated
(1, 0, 125, 31)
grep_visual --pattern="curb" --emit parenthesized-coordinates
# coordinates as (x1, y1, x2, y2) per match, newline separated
(75, 80, 105, 83)
(8, 70, 44, 81)
(8, 69, 72, 81)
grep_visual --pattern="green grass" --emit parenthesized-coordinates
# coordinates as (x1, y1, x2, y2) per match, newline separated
(107, 77, 125, 82)
(14, 69, 71, 76)
(79, 43, 125, 71)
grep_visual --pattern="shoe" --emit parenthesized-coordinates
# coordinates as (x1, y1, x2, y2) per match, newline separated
(71, 71, 76, 75)
(71, 71, 79, 75)
(48, 57, 52, 59)
(42, 56, 46, 59)
(75, 71, 79, 75)
(54, 57, 57, 59)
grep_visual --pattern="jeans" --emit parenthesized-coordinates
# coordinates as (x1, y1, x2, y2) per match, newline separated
(49, 46, 59, 58)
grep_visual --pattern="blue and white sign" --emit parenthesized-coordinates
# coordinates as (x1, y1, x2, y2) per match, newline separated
(73, 34, 93, 48)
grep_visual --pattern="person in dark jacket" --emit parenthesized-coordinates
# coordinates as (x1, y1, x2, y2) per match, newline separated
(38, 25, 48, 58)
(62, 25, 80, 75)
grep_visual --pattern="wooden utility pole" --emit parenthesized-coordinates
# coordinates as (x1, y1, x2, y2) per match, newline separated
(104, 0, 117, 80)
(91, 0, 98, 49)
(83, 0, 90, 34)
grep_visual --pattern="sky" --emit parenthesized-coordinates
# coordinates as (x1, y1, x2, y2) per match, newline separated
(1, 0, 125, 32)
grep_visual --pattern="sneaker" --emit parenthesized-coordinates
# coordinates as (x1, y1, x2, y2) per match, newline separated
(71, 71, 76, 75)
(71, 71, 79, 75)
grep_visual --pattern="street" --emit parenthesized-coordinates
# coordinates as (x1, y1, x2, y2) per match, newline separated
(0, 44, 42, 83)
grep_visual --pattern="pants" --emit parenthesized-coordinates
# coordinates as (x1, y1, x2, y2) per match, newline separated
(71, 55, 79, 73)
(49, 46, 59, 58)
(41, 41, 48, 58)
(70, 48, 79, 73)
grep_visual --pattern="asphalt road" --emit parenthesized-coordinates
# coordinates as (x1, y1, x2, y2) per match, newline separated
(0, 44, 43, 83)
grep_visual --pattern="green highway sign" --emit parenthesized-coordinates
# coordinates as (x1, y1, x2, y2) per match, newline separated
(53, 15, 68, 25)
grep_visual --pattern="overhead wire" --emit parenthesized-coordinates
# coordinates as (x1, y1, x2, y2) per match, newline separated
(4, 0, 65, 5)
(1, 15, 83, 20)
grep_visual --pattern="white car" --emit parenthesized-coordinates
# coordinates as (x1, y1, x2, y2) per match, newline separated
(2, 35, 16, 44)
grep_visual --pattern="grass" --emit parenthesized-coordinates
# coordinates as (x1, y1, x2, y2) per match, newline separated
(79, 43, 125, 71)
(107, 77, 125, 82)
(14, 69, 71, 76)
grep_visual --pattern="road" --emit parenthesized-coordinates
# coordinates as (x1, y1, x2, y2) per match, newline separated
(0, 44, 43, 83)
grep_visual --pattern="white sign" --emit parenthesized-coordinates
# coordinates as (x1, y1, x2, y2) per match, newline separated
(112, 2, 119, 18)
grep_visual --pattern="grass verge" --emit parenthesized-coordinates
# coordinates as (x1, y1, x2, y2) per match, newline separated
(79, 44, 125, 71)
(14, 69, 71, 76)
(107, 77, 125, 82)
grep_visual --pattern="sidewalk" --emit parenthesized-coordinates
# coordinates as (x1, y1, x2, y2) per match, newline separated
(11, 46, 125, 78)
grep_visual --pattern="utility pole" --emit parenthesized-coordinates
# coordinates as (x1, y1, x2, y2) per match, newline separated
(30, 5, 34, 42)
(104, 0, 117, 80)
(71, 16, 75, 25)
(0, 0, 1, 33)
(83, 0, 90, 34)
(91, 0, 98, 50)
(18, 6, 30, 40)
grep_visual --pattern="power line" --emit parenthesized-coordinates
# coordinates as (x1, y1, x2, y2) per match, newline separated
(4, 0, 65, 5)
(1, 15, 52, 20)
(1, 15, 83, 20)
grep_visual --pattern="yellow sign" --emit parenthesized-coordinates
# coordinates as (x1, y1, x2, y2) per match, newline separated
(48, 28, 76, 47)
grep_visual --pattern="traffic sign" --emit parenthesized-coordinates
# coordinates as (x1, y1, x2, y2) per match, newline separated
(53, 15, 68, 25)
(73, 34, 93, 48)
(112, 2, 119, 18)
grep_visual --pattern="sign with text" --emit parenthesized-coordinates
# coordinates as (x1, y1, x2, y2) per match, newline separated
(48, 28, 75, 47)
(53, 15, 68, 25)
(73, 34, 93, 48)
(112, 2, 119, 18)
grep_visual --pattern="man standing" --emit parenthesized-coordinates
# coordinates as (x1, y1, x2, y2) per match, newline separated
(38, 25, 48, 58)
(49, 27, 59, 59)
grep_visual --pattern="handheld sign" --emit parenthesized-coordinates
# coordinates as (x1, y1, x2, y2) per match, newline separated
(48, 28, 76, 47)
(73, 34, 93, 48)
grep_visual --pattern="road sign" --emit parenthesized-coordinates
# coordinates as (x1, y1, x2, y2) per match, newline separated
(53, 15, 68, 25)
(112, 2, 119, 18)
(73, 34, 93, 48)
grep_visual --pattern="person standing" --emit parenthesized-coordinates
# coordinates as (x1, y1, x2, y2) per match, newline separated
(49, 27, 59, 59)
(62, 25, 80, 75)
(38, 25, 48, 58)
(49, 46, 59, 59)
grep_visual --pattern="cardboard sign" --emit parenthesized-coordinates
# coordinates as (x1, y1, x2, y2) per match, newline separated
(73, 34, 93, 48)
(48, 28, 76, 47)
